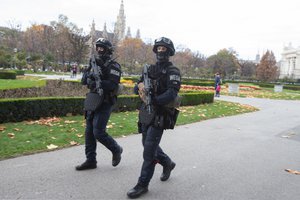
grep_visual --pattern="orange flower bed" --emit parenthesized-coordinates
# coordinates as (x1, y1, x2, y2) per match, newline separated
(181, 84, 215, 91)
(239, 85, 261, 90)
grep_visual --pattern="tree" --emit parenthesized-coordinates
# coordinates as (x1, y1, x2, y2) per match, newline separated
(50, 15, 73, 71)
(23, 24, 56, 70)
(172, 47, 194, 77)
(68, 26, 90, 65)
(239, 60, 257, 79)
(256, 50, 278, 82)
(116, 38, 153, 74)
(206, 48, 240, 78)
(0, 46, 12, 68)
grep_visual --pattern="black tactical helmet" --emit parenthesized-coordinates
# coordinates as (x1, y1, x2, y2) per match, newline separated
(153, 37, 175, 56)
(95, 38, 113, 54)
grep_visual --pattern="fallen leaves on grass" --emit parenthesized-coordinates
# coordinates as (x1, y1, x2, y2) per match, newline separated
(285, 169, 300, 175)
(106, 124, 113, 129)
(76, 134, 83, 138)
(7, 133, 15, 138)
(64, 120, 77, 124)
(26, 117, 61, 126)
(0, 125, 6, 131)
(47, 144, 58, 150)
(70, 141, 79, 146)
(67, 128, 78, 132)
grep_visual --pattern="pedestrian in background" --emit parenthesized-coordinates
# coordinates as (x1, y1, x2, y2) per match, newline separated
(214, 72, 221, 97)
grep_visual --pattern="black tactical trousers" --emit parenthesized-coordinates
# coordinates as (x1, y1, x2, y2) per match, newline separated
(138, 124, 172, 186)
(85, 102, 121, 162)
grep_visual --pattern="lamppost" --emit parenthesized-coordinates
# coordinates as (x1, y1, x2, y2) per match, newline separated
(13, 48, 17, 69)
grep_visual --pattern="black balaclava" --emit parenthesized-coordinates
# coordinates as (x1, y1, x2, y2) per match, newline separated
(156, 48, 170, 63)
(96, 46, 111, 66)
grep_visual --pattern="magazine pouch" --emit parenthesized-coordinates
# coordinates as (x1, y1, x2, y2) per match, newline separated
(84, 92, 104, 111)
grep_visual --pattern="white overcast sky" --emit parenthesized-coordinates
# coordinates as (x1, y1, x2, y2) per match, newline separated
(1, 0, 300, 60)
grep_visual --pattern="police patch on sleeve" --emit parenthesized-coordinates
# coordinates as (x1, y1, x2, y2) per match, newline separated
(169, 74, 180, 81)
(110, 69, 121, 77)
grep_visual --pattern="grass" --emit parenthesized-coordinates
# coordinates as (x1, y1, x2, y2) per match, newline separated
(25, 70, 71, 75)
(0, 100, 258, 160)
(223, 85, 300, 100)
(0, 76, 46, 90)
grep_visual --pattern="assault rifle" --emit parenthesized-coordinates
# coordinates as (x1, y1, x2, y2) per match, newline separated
(143, 64, 153, 114)
(91, 55, 103, 96)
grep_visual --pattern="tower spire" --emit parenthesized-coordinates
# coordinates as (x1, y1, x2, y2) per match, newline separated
(102, 22, 108, 39)
(88, 19, 96, 56)
(114, 0, 126, 42)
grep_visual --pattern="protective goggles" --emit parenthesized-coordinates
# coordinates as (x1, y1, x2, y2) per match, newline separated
(155, 37, 172, 44)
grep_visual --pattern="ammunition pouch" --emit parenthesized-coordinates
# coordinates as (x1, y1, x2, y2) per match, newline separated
(162, 108, 179, 129)
(138, 104, 156, 126)
(84, 92, 104, 111)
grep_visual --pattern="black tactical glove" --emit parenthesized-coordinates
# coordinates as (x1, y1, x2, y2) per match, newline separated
(84, 65, 92, 73)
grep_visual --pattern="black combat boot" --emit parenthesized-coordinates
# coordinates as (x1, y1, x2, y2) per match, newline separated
(75, 160, 97, 171)
(112, 146, 123, 167)
(127, 184, 148, 199)
(160, 161, 176, 181)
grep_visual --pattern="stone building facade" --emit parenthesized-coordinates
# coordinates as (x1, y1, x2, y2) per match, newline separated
(280, 44, 300, 80)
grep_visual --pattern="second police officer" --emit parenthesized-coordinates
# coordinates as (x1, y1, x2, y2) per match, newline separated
(127, 37, 181, 198)
(76, 38, 123, 170)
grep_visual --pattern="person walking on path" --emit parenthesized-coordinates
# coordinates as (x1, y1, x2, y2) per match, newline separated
(127, 37, 181, 198)
(75, 38, 123, 170)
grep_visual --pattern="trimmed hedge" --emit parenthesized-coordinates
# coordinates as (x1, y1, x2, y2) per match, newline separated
(15, 70, 25, 76)
(177, 78, 215, 86)
(0, 70, 17, 79)
(283, 85, 300, 91)
(255, 83, 300, 91)
(123, 77, 216, 87)
(0, 91, 214, 123)
(0, 97, 84, 123)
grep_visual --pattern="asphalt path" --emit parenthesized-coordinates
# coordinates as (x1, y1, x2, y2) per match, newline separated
(0, 96, 300, 200)
(25, 73, 82, 81)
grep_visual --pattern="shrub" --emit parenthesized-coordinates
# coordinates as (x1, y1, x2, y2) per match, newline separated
(283, 85, 300, 91)
(14, 70, 25, 76)
(0, 92, 214, 123)
(181, 78, 215, 86)
(0, 70, 16, 79)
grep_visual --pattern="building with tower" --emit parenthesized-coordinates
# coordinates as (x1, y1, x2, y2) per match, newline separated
(88, 0, 136, 53)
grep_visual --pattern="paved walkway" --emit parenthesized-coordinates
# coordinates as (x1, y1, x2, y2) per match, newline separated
(1, 96, 300, 200)
(25, 73, 83, 81)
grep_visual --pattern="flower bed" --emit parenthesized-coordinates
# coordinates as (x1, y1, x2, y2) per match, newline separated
(181, 84, 215, 91)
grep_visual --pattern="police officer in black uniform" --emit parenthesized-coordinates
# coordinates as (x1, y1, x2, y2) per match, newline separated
(127, 37, 181, 198)
(76, 38, 123, 170)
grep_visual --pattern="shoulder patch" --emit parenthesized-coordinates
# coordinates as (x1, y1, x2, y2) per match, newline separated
(169, 74, 180, 81)
(110, 69, 121, 77)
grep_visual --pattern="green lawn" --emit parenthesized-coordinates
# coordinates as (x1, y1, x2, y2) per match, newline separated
(0, 100, 258, 160)
(0, 77, 46, 90)
(223, 85, 300, 100)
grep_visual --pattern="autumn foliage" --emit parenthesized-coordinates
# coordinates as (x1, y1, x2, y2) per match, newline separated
(256, 50, 278, 82)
